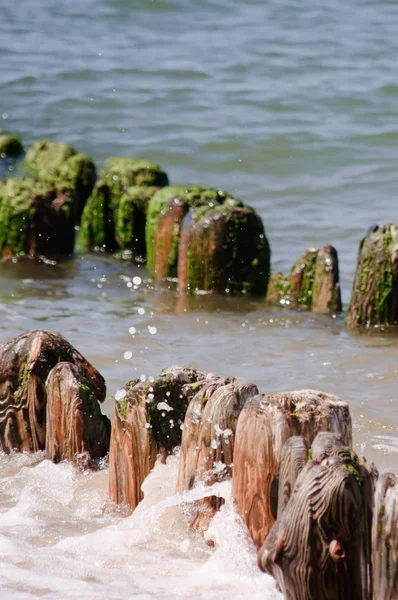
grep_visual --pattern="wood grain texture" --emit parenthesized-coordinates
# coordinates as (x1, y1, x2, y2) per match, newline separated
(0, 330, 105, 453)
(177, 377, 258, 533)
(45, 362, 110, 466)
(232, 390, 352, 550)
(372, 472, 398, 600)
(259, 433, 369, 600)
(108, 366, 204, 511)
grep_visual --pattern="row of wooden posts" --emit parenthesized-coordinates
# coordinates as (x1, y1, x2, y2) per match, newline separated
(0, 329, 396, 599)
(3, 138, 398, 328)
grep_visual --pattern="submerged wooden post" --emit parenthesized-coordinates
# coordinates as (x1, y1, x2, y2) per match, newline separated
(372, 472, 398, 599)
(347, 223, 398, 328)
(0, 330, 106, 454)
(177, 377, 258, 533)
(108, 366, 205, 511)
(232, 390, 351, 550)
(45, 362, 110, 466)
(266, 245, 341, 313)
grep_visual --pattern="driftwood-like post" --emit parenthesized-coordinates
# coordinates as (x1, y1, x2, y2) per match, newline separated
(259, 433, 369, 600)
(45, 362, 110, 466)
(0, 330, 106, 453)
(108, 366, 204, 511)
(177, 377, 258, 533)
(177, 203, 271, 296)
(346, 223, 398, 328)
(372, 472, 398, 599)
(266, 245, 341, 313)
(232, 390, 351, 550)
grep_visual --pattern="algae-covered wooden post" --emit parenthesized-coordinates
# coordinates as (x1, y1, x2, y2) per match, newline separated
(267, 245, 341, 313)
(145, 186, 231, 280)
(259, 433, 369, 600)
(177, 377, 258, 533)
(80, 155, 168, 255)
(231, 390, 351, 550)
(25, 140, 96, 220)
(178, 202, 271, 295)
(45, 362, 110, 466)
(0, 178, 77, 259)
(79, 180, 117, 252)
(0, 330, 106, 453)
(372, 472, 398, 599)
(108, 366, 204, 511)
(347, 224, 398, 328)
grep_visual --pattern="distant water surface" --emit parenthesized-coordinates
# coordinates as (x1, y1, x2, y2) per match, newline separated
(1, 1, 398, 598)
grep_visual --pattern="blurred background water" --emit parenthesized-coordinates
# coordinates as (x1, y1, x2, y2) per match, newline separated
(1, 1, 398, 597)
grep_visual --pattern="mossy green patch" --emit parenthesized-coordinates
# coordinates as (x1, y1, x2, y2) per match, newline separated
(347, 224, 398, 328)
(115, 186, 157, 258)
(0, 177, 76, 257)
(266, 271, 291, 305)
(0, 134, 24, 158)
(25, 140, 96, 219)
(101, 157, 168, 211)
(79, 180, 116, 251)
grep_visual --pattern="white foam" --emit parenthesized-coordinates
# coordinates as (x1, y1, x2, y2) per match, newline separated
(0, 452, 281, 599)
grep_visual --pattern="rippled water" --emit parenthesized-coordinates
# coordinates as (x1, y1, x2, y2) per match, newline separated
(1, 0, 398, 597)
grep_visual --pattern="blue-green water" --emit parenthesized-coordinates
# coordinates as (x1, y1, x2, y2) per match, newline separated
(1, 1, 398, 598)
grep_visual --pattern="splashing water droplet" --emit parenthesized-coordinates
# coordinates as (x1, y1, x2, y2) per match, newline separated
(115, 389, 127, 401)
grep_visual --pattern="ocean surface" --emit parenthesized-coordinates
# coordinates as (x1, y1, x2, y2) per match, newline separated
(1, 0, 398, 597)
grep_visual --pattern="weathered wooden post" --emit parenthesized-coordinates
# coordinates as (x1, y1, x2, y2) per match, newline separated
(372, 472, 398, 599)
(0, 330, 106, 454)
(266, 245, 341, 313)
(177, 376, 258, 533)
(232, 390, 351, 550)
(108, 366, 205, 511)
(45, 362, 110, 466)
(346, 223, 398, 328)
(178, 203, 270, 295)
(259, 433, 369, 600)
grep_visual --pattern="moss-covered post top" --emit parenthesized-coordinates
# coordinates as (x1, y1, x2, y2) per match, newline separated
(347, 223, 398, 329)
(101, 156, 169, 202)
(25, 139, 96, 220)
(145, 185, 236, 277)
(0, 134, 24, 158)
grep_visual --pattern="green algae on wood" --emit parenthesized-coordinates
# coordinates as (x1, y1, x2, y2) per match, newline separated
(289, 248, 318, 309)
(115, 186, 158, 259)
(145, 185, 230, 278)
(101, 157, 168, 209)
(266, 245, 341, 314)
(79, 180, 116, 252)
(0, 177, 76, 258)
(177, 202, 271, 295)
(25, 140, 96, 219)
(266, 271, 291, 306)
(108, 366, 205, 511)
(0, 134, 24, 158)
(346, 224, 398, 328)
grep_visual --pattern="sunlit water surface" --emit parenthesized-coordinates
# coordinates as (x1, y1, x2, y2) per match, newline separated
(1, 0, 398, 597)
